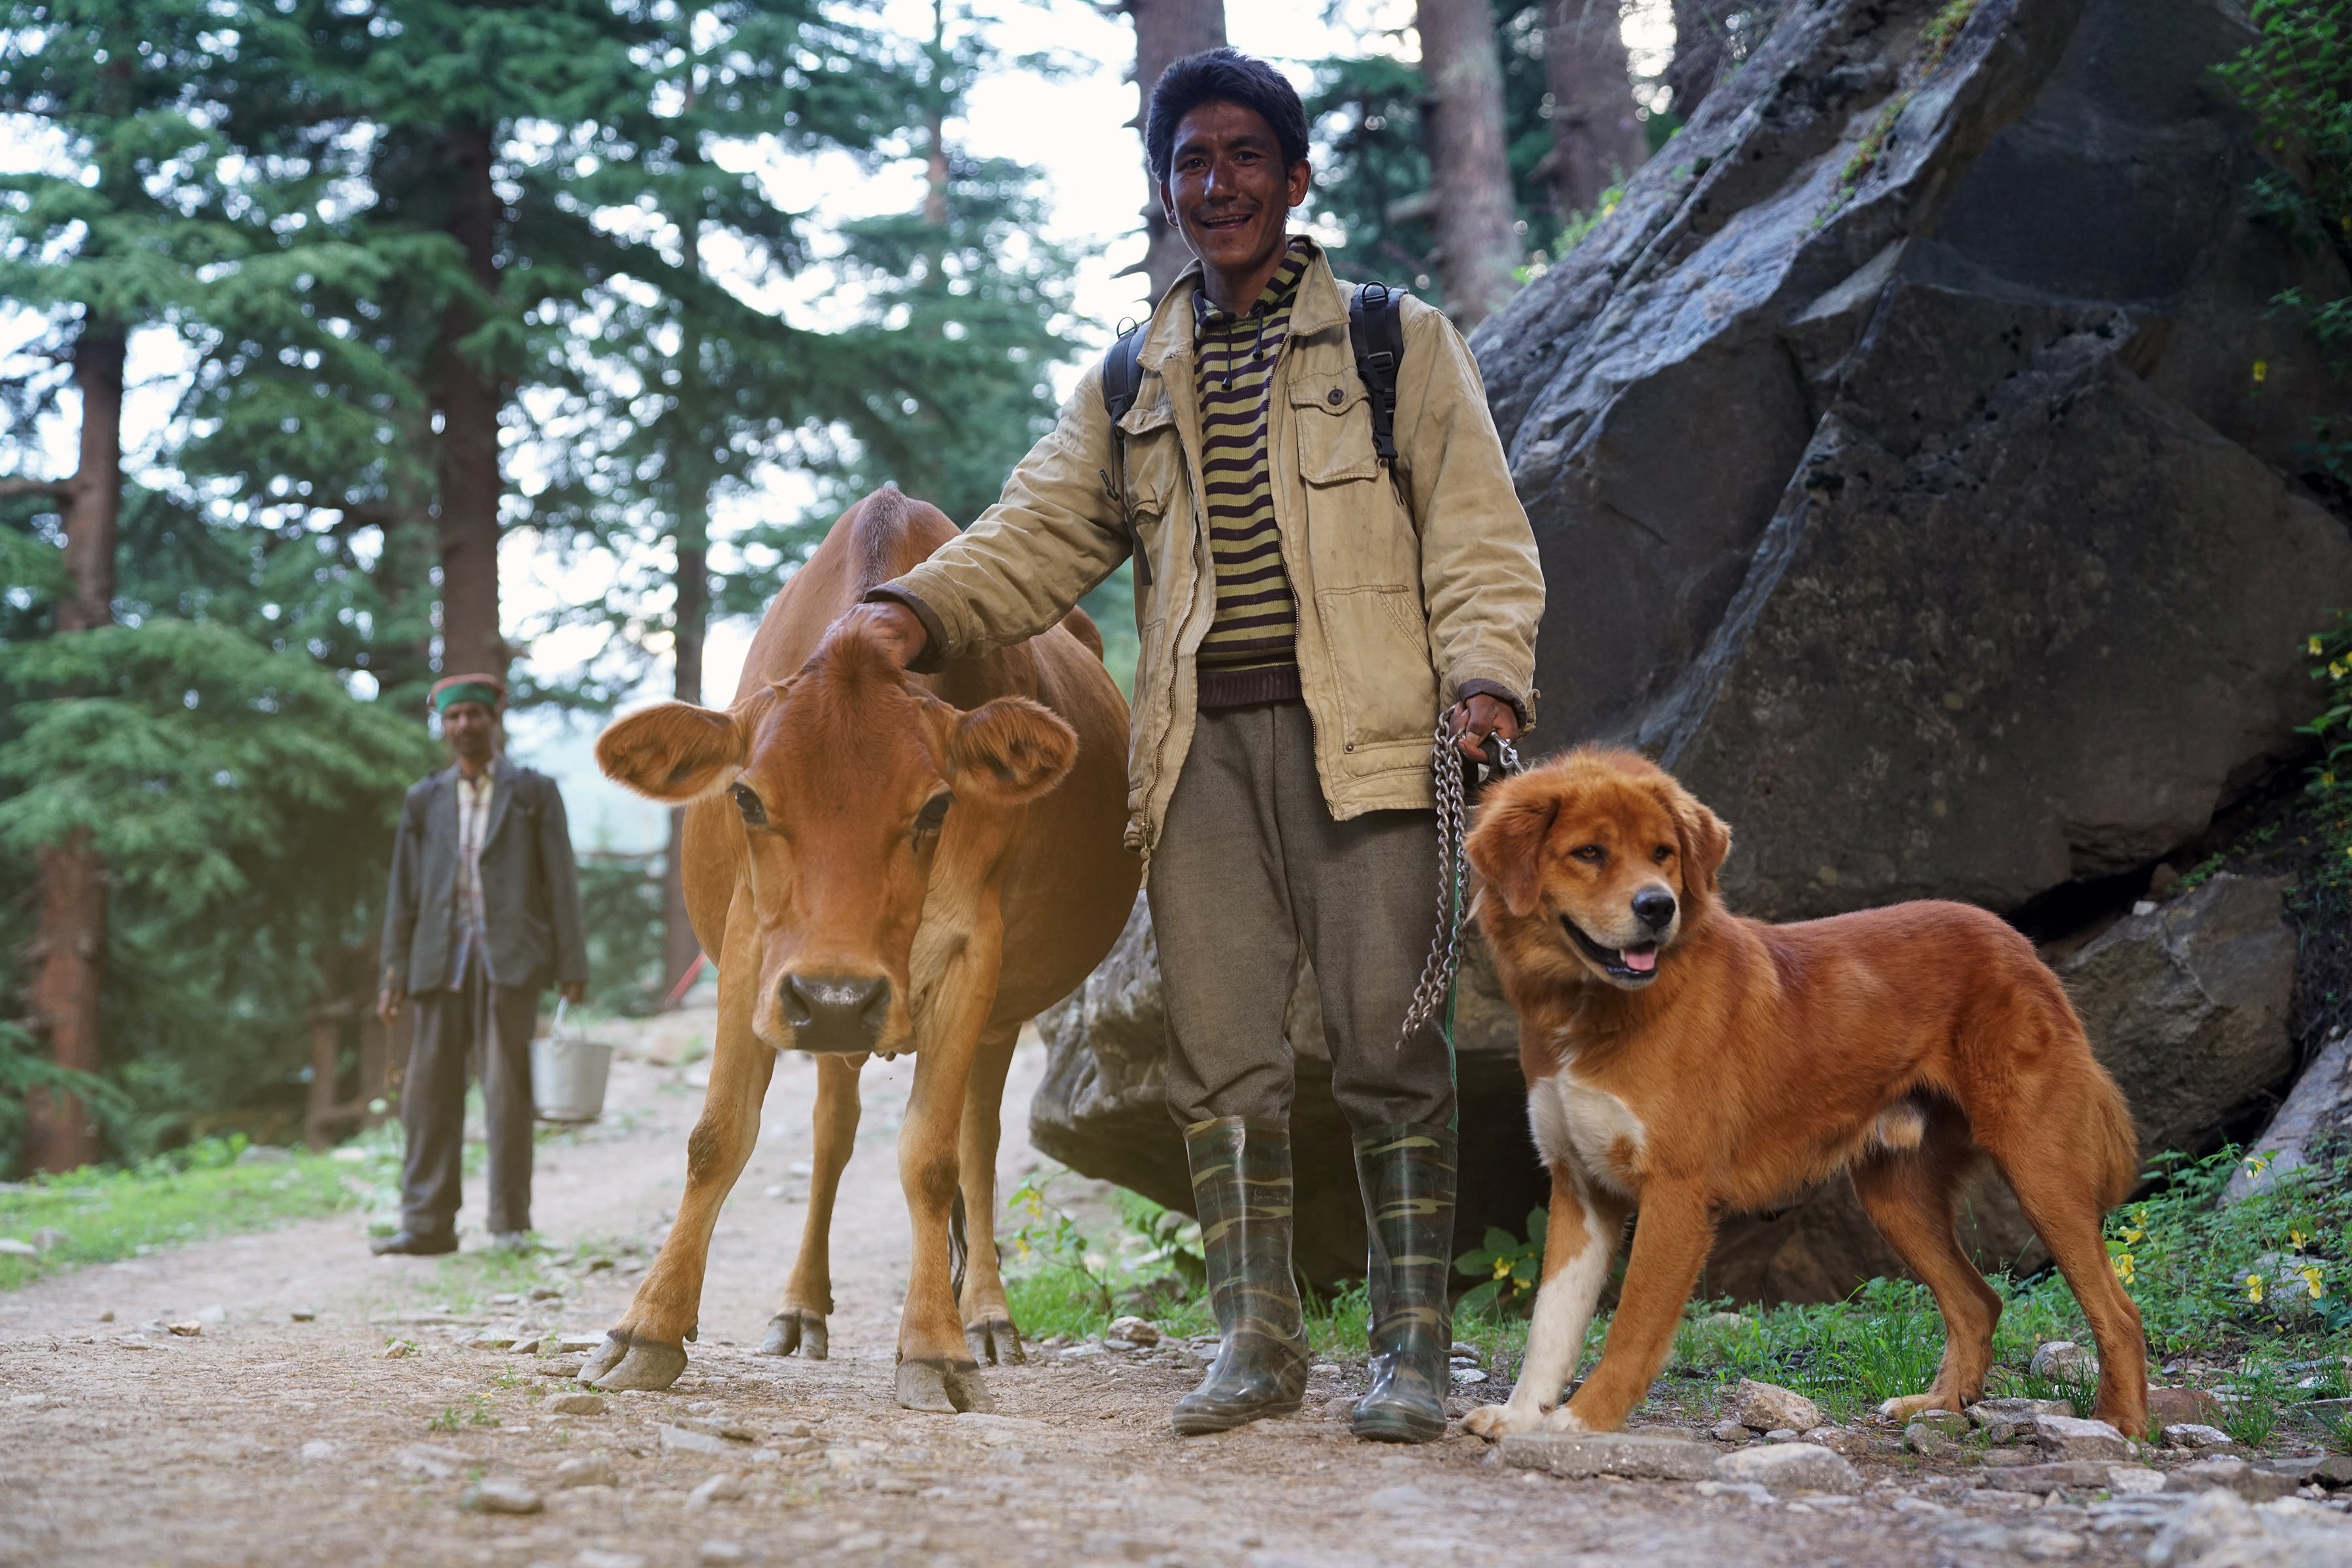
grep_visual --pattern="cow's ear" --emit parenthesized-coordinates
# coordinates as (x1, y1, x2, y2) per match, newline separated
(596, 702, 746, 802)
(1467, 780, 1561, 920)
(948, 696, 1077, 807)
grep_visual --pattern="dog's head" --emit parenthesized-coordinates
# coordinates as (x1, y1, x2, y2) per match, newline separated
(1466, 747, 1731, 991)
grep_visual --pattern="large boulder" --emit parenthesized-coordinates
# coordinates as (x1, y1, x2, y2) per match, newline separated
(1035, 0, 2349, 1299)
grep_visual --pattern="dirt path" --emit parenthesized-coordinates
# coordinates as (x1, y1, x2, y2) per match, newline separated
(0, 1010, 2177, 1567)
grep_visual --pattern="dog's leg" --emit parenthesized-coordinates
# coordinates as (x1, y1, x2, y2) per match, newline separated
(1550, 1183, 1713, 1433)
(1998, 1154, 2149, 1437)
(1463, 1169, 1625, 1441)
(1852, 1128, 2002, 1421)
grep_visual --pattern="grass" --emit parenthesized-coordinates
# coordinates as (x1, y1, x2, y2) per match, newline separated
(0, 1133, 368, 1290)
(1004, 1138, 2352, 1446)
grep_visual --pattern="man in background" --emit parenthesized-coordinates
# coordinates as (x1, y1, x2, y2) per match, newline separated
(373, 674, 589, 1256)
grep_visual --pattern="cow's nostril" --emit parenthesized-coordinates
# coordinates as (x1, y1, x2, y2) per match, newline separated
(1631, 889, 1677, 930)
(782, 972, 890, 1052)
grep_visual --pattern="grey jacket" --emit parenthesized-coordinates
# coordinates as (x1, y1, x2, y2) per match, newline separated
(382, 759, 589, 995)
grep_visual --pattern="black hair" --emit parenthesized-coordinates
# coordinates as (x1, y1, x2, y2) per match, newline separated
(1145, 47, 1311, 187)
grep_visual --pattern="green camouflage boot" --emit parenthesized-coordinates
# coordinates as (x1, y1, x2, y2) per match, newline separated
(1350, 1123, 1457, 1443)
(1171, 1116, 1310, 1436)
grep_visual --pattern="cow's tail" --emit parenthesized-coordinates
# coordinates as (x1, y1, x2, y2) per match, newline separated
(948, 1189, 970, 1305)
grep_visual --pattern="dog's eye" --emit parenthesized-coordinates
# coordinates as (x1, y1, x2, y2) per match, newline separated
(1653, 845, 1674, 864)
(1570, 844, 1605, 863)
(730, 782, 766, 826)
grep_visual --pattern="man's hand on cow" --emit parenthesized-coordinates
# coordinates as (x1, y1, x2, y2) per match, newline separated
(376, 987, 404, 1026)
(847, 600, 928, 669)
(1446, 693, 1522, 762)
(561, 981, 586, 1006)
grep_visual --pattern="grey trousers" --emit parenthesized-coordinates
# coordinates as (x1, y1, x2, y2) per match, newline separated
(397, 957, 541, 1237)
(1148, 700, 1452, 1131)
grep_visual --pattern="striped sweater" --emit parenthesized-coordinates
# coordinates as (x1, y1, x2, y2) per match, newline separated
(1191, 238, 1311, 709)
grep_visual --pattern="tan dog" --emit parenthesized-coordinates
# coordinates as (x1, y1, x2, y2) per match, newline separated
(1458, 747, 2146, 1440)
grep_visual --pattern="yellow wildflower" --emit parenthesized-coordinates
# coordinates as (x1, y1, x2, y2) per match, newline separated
(2303, 1266, 2325, 1300)
(2112, 1252, 2135, 1285)
(1493, 1257, 1512, 1281)
(2120, 1222, 2144, 1245)
(2247, 1274, 2264, 1303)
(2253, 359, 2269, 384)
(2315, 636, 2330, 657)
(2293, 1230, 2310, 1250)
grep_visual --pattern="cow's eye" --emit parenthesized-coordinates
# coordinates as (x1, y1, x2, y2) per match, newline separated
(1653, 844, 1674, 864)
(1570, 843, 1604, 863)
(730, 783, 766, 826)
(915, 791, 954, 836)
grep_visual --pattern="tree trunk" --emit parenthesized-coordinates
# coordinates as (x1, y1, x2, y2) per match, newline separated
(431, 120, 506, 681)
(25, 321, 125, 1173)
(660, 531, 708, 1001)
(1544, 0, 1646, 221)
(1664, 0, 1739, 120)
(1125, 0, 1227, 305)
(1417, 0, 1522, 329)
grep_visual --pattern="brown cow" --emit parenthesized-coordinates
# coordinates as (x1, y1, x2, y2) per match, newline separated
(583, 486, 1138, 1411)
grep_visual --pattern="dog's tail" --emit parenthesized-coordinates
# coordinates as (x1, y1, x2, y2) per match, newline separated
(2083, 1060, 2140, 1210)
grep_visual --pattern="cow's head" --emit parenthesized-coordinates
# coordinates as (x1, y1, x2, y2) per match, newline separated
(595, 620, 1077, 1056)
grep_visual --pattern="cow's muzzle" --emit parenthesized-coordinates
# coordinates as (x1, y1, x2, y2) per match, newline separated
(781, 971, 891, 1054)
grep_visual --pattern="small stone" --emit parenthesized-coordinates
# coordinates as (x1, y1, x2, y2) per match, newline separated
(696, 1545, 747, 1565)
(1709, 1419, 1748, 1443)
(685, 1473, 746, 1509)
(553, 1456, 619, 1489)
(542, 1392, 606, 1416)
(1763, 1428, 1799, 1443)
(1710, 1443, 1863, 1495)
(2029, 1341, 2100, 1382)
(1801, 1426, 1870, 1457)
(1912, 1409, 1972, 1439)
(529, 1284, 563, 1301)
(674, 1416, 757, 1442)
(29, 1228, 68, 1253)
(1107, 1315, 1161, 1347)
(1499, 1431, 1718, 1481)
(289, 1307, 316, 1323)
(2163, 1456, 2300, 1503)
(556, 1334, 604, 1353)
(1450, 1367, 1488, 1384)
(2010, 1526, 2086, 1561)
(463, 1478, 542, 1514)
(660, 1424, 737, 1455)
(1731, 1378, 1821, 1434)
(2104, 1465, 2166, 1495)
(769, 1420, 812, 1440)
(167, 1321, 202, 1337)
(2162, 1423, 2235, 1450)
(2146, 1386, 2225, 1427)
(1981, 1462, 2131, 1494)
(96, 1309, 113, 1322)
(1450, 1341, 1477, 1356)
(2032, 1413, 2134, 1461)
(0, 1239, 39, 1258)
(2255, 1452, 2351, 1485)
(1904, 1422, 1953, 1457)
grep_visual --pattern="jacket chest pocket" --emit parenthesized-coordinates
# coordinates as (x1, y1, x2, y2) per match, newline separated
(1115, 400, 1185, 602)
(1289, 378, 1418, 591)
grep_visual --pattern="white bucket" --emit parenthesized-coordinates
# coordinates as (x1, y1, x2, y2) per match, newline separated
(531, 1000, 612, 1124)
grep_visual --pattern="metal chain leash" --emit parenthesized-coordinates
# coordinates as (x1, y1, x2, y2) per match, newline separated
(1399, 716, 1520, 1045)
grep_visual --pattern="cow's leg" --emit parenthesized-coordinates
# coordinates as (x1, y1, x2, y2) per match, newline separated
(760, 1051, 864, 1359)
(581, 960, 772, 1392)
(894, 1011, 995, 1414)
(956, 1019, 1024, 1366)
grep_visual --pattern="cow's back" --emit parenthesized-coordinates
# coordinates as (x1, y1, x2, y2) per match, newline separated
(679, 487, 1137, 1019)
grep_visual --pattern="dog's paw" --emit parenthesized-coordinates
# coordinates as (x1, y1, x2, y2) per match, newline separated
(1539, 1405, 1594, 1434)
(1877, 1392, 1951, 1424)
(1461, 1402, 1542, 1442)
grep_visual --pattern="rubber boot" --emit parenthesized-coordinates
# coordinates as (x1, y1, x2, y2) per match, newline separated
(1350, 1123, 1458, 1443)
(1171, 1116, 1310, 1435)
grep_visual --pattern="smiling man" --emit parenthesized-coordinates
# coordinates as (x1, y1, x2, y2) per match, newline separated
(854, 49, 1542, 1442)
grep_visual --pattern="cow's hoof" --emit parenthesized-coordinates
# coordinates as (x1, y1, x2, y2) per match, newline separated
(896, 1359, 996, 1414)
(759, 1309, 828, 1360)
(581, 1331, 686, 1392)
(965, 1318, 1024, 1366)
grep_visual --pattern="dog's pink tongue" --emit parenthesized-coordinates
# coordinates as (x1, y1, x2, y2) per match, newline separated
(1624, 946, 1658, 973)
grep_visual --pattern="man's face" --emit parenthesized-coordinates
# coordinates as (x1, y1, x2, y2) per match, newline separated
(1159, 100, 1311, 278)
(442, 701, 497, 764)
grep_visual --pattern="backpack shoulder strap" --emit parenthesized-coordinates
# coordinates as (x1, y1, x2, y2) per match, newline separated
(1348, 281, 1407, 465)
(1099, 318, 1148, 425)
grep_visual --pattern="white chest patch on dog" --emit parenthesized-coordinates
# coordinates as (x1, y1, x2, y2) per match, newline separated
(1527, 1068, 1647, 1196)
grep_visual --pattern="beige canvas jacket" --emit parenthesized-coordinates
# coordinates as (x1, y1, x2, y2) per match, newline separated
(875, 241, 1544, 860)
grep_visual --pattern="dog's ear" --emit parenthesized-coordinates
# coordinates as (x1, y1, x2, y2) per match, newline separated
(1468, 785, 1561, 919)
(1665, 781, 1732, 908)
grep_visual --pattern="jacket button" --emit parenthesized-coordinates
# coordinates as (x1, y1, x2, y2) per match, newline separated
(1344, 742, 1354, 751)
(1327, 387, 1343, 406)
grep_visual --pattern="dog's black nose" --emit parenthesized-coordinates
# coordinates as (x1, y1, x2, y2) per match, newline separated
(781, 972, 890, 1053)
(1631, 889, 1678, 931)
